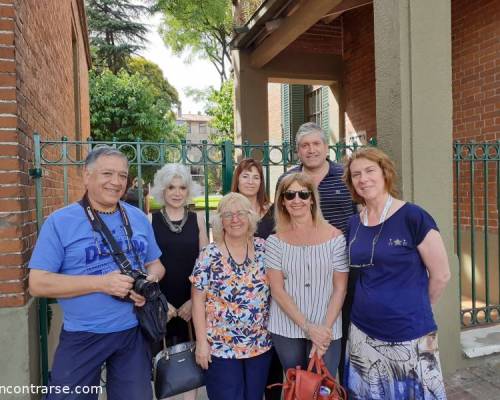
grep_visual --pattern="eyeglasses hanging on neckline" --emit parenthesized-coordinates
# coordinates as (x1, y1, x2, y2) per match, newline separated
(348, 220, 385, 269)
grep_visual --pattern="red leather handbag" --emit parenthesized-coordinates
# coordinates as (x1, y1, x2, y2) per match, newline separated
(269, 354, 347, 400)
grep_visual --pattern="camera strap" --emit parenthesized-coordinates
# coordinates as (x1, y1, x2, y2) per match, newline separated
(79, 193, 142, 275)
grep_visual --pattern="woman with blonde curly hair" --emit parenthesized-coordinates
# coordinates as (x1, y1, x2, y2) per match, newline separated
(190, 192, 272, 400)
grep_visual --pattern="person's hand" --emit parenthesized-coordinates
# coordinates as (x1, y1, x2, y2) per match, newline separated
(129, 290, 146, 307)
(310, 342, 329, 359)
(195, 339, 212, 370)
(167, 302, 177, 321)
(101, 271, 134, 298)
(146, 273, 160, 284)
(177, 300, 192, 322)
(306, 323, 332, 350)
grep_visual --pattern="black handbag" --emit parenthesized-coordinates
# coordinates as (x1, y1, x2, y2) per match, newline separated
(153, 323, 205, 398)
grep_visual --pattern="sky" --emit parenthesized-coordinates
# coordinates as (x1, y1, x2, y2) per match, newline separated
(138, 13, 220, 115)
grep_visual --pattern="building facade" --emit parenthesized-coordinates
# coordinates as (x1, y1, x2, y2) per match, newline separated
(0, 0, 90, 393)
(232, 0, 499, 373)
(176, 113, 218, 142)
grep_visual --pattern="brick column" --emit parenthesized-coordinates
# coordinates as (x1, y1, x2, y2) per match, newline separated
(0, 1, 40, 394)
(0, 0, 29, 307)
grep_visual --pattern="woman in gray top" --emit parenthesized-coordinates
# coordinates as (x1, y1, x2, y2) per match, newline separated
(265, 172, 349, 376)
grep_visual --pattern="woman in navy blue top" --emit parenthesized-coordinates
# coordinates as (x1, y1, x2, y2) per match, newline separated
(342, 148, 450, 400)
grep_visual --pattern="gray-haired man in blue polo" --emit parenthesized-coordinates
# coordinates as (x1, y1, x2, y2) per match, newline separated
(29, 147, 165, 400)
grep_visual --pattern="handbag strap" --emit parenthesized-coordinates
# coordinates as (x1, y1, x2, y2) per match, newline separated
(307, 353, 323, 374)
(187, 320, 194, 342)
(161, 320, 195, 356)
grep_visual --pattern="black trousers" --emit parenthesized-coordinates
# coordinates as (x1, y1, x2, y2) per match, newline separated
(264, 347, 283, 400)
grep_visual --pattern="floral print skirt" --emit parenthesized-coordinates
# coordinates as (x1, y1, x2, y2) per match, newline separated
(344, 323, 447, 400)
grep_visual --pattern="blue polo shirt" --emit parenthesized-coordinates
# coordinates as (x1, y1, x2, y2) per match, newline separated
(347, 203, 438, 342)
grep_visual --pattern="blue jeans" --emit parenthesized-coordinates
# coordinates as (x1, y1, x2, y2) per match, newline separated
(205, 350, 272, 400)
(271, 333, 341, 377)
(47, 326, 152, 400)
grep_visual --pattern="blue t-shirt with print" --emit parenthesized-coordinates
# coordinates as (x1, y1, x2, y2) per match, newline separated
(29, 202, 161, 334)
(347, 203, 438, 342)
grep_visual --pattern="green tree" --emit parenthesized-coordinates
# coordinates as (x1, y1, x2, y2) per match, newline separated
(86, 0, 150, 73)
(153, 0, 232, 85)
(126, 57, 180, 108)
(89, 69, 186, 142)
(206, 79, 234, 143)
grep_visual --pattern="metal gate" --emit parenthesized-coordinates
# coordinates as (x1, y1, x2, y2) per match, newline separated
(31, 132, 369, 385)
(454, 141, 500, 327)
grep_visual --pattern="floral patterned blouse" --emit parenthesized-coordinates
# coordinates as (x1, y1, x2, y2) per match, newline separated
(190, 238, 272, 359)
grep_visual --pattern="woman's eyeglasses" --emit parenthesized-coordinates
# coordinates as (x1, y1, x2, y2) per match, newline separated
(348, 220, 385, 269)
(283, 190, 312, 201)
(221, 210, 250, 221)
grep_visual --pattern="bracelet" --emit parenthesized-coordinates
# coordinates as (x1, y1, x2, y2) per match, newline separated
(302, 319, 312, 339)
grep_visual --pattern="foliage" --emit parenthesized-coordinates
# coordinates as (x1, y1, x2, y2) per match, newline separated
(206, 167, 222, 194)
(126, 57, 180, 108)
(205, 79, 234, 143)
(234, 0, 265, 26)
(184, 86, 211, 106)
(153, 0, 233, 85)
(86, 0, 150, 73)
(89, 69, 186, 142)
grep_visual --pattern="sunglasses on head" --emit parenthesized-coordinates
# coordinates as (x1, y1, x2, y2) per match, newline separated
(283, 190, 312, 201)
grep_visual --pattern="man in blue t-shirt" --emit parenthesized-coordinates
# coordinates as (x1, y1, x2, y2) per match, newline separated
(29, 147, 165, 400)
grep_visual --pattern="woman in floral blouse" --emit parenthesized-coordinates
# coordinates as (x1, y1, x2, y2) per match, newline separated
(191, 192, 272, 400)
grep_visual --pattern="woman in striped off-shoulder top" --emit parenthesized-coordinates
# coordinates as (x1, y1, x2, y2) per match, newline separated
(265, 172, 349, 377)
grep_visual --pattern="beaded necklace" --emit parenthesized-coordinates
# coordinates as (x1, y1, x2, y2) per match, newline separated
(95, 208, 118, 215)
(224, 237, 250, 268)
(160, 207, 188, 234)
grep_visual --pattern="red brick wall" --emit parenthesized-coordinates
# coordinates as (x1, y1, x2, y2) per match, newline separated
(452, 0, 499, 231)
(452, 0, 499, 142)
(342, 4, 376, 143)
(0, 0, 90, 307)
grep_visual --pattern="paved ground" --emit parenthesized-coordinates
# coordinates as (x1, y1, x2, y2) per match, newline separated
(100, 355, 500, 399)
(444, 355, 500, 399)
(170, 356, 500, 400)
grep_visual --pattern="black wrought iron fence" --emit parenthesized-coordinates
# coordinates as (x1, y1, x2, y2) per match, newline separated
(454, 140, 500, 327)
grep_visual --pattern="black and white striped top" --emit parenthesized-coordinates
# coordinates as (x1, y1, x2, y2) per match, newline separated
(265, 234, 349, 339)
(280, 161, 356, 234)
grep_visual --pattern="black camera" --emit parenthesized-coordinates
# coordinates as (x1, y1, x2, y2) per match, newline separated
(125, 269, 161, 301)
